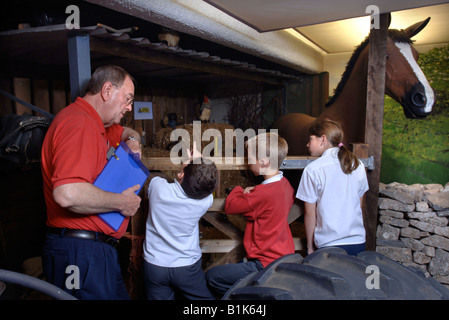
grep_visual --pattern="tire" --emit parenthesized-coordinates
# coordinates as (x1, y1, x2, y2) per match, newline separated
(0, 269, 77, 300)
(223, 247, 449, 300)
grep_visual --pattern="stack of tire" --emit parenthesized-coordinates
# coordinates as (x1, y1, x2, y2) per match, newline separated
(223, 247, 449, 300)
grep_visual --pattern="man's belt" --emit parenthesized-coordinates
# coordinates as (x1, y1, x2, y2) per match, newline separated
(47, 227, 119, 247)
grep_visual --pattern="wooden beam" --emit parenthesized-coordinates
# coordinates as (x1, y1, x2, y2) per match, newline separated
(352, 143, 369, 250)
(141, 155, 317, 171)
(200, 239, 239, 253)
(202, 212, 244, 241)
(142, 155, 374, 171)
(142, 156, 249, 171)
(12, 77, 31, 115)
(364, 14, 389, 251)
(33, 79, 50, 116)
(209, 198, 225, 212)
(200, 238, 305, 253)
(51, 80, 68, 115)
(0, 77, 14, 116)
(288, 202, 303, 224)
(205, 242, 246, 271)
(89, 37, 285, 86)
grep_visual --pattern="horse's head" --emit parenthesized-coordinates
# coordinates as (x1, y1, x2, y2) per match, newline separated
(385, 18, 434, 118)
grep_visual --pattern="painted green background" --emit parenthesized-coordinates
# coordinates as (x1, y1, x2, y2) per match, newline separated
(381, 45, 449, 185)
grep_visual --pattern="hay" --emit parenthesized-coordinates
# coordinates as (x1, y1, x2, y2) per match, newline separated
(152, 123, 235, 150)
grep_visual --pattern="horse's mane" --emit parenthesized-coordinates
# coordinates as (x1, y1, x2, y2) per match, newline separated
(325, 29, 414, 107)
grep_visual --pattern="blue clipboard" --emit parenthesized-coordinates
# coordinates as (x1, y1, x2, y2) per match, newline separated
(93, 142, 149, 231)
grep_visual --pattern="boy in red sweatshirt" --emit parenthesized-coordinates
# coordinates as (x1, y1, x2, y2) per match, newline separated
(206, 132, 295, 298)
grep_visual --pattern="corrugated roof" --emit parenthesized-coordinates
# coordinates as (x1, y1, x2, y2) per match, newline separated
(0, 24, 301, 84)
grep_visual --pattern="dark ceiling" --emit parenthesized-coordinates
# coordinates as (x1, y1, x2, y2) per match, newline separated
(0, 0, 304, 85)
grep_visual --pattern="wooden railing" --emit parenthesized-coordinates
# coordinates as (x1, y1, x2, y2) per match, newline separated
(198, 197, 304, 270)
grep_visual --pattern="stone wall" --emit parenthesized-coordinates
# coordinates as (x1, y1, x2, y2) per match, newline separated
(375, 182, 449, 289)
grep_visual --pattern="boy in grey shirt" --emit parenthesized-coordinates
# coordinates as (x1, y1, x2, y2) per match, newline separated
(143, 143, 218, 299)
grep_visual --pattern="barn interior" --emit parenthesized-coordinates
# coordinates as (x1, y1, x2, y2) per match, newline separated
(0, 0, 448, 300)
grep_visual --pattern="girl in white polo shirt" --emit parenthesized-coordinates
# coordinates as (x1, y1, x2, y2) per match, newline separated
(296, 118, 369, 255)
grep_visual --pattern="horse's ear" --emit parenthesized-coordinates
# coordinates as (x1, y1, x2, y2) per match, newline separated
(403, 17, 431, 38)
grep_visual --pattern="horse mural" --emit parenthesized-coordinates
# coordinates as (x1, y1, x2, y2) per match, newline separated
(273, 16, 435, 156)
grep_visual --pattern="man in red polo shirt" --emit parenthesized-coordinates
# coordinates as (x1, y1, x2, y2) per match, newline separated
(41, 65, 142, 299)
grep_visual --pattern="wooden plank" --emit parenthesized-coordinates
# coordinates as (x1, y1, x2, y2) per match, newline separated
(200, 239, 239, 253)
(205, 242, 245, 271)
(202, 212, 244, 241)
(152, 93, 162, 135)
(200, 238, 304, 253)
(288, 202, 303, 224)
(293, 238, 306, 252)
(133, 90, 144, 139)
(141, 92, 153, 146)
(12, 77, 31, 115)
(209, 198, 225, 212)
(142, 155, 372, 171)
(141, 155, 317, 171)
(350, 143, 369, 158)
(144, 119, 153, 146)
(364, 14, 389, 251)
(51, 80, 68, 115)
(208, 197, 301, 219)
(0, 77, 14, 116)
(351, 143, 369, 249)
(33, 79, 50, 116)
(142, 156, 248, 170)
(216, 170, 222, 198)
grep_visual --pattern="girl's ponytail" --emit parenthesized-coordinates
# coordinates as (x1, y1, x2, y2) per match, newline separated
(337, 142, 360, 174)
(309, 118, 360, 174)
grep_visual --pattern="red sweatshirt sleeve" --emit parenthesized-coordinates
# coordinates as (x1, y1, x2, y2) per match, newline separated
(224, 186, 253, 215)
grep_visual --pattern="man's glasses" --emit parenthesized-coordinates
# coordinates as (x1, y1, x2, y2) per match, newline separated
(112, 84, 134, 106)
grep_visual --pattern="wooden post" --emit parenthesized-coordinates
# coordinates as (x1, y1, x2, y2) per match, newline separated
(51, 80, 68, 115)
(0, 77, 14, 116)
(351, 143, 370, 249)
(12, 78, 31, 115)
(33, 79, 50, 116)
(364, 13, 389, 251)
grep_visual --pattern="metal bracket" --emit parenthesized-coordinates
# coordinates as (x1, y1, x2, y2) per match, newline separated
(361, 156, 375, 170)
(280, 159, 313, 170)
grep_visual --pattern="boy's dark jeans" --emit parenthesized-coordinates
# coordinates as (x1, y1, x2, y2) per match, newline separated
(206, 259, 264, 298)
(143, 258, 215, 300)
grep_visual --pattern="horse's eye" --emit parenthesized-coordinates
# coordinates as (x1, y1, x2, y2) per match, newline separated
(386, 53, 389, 59)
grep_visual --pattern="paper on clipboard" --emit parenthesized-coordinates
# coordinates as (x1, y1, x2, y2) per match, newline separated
(93, 142, 149, 231)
